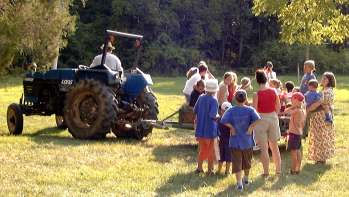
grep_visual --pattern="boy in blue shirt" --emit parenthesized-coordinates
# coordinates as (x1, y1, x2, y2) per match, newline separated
(194, 79, 219, 175)
(305, 79, 332, 123)
(221, 90, 261, 192)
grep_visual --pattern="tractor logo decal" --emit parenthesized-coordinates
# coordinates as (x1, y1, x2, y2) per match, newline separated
(61, 80, 73, 85)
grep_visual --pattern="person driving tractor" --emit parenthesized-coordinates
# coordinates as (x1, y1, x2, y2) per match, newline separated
(90, 41, 124, 75)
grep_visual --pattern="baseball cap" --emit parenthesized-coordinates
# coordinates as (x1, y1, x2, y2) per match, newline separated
(221, 102, 232, 111)
(205, 79, 219, 93)
(292, 92, 305, 102)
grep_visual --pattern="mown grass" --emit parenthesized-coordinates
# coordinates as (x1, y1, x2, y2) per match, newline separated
(0, 74, 348, 196)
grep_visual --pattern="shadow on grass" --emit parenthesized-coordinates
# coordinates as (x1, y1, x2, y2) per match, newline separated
(22, 127, 145, 146)
(155, 171, 220, 196)
(152, 144, 197, 163)
(269, 163, 331, 191)
(215, 176, 267, 196)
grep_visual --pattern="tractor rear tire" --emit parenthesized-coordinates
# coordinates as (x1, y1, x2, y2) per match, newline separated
(7, 103, 24, 135)
(55, 115, 67, 129)
(64, 79, 116, 140)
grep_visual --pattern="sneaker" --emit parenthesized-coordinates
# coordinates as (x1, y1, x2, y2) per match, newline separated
(195, 169, 204, 174)
(325, 113, 333, 123)
(243, 177, 250, 186)
(236, 184, 243, 192)
(253, 145, 261, 151)
(289, 169, 300, 175)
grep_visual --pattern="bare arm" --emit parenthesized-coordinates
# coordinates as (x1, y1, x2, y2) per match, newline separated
(194, 115, 197, 130)
(282, 106, 296, 115)
(247, 119, 264, 135)
(224, 123, 236, 136)
(207, 70, 215, 79)
(307, 100, 322, 113)
(275, 94, 281, 114)
(217, 85, 226, 105)
(252, 93, 258, 110)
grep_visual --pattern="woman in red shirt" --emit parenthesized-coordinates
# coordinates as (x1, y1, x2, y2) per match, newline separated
(252, 70, 282, 177)
(227, 72, 238, 103)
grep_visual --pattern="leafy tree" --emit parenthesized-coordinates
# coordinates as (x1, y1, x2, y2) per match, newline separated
(0, 0, 77, 72)
(253, 0, 349, 58)
(58, 0, 348, 75)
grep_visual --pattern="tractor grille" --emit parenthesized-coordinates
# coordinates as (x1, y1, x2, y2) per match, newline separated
(23, 81, 33, 96)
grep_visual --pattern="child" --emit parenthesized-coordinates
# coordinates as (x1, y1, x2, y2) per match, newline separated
(285, 81, 295, 93)
(305, 79, 332, 123)
(280, 81, 295, 111)
(218, 72, 233, 106)
(217, 102, 233, 175)
(269, 78, 282, 94)
(292, 86, 301, 93)
(284, 92, 306, 174)
(300, 60, 316, 94)
(227, 72, 238, 103)
(238, 77, 252, 91)
(189, 80, 205, 107)
(194, 79, 220, 175)
(221, 90, 261, 192)
(231, 77, 252, 106)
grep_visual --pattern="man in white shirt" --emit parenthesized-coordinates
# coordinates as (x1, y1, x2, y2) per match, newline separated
(264, 61, 277, 80)
(182, 61, 215, 103)
(90, 42, 123, 75)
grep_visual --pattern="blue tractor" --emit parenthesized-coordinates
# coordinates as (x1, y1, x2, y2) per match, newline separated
(6, 30, 158, 140)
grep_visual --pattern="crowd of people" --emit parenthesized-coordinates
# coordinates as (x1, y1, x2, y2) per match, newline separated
(183, 60, 336, 192)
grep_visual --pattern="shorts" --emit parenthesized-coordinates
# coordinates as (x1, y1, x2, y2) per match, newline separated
(287, 133, 302, 150)
(197, 138, 219, 161)
(219, 139, 232, 162)
(231, 148, 253, 173)
(254, 112, 281, 144)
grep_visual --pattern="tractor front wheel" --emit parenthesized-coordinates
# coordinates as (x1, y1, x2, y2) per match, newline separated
(133, 90, 158, 140)
(112, 89, 158, 140)
(7, 103, 24, 135)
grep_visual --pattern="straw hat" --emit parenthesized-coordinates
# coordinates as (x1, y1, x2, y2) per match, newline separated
(205, 79, 219, 93)
(292, 92, 305, 102)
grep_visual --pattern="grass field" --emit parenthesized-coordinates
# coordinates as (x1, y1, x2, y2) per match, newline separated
(0, 75, 348, 196)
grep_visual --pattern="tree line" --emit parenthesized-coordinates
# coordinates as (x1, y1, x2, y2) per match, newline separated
(1, 0, 348, 75)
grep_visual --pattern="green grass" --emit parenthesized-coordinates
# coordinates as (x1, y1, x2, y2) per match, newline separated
(0, 75, 349, 196)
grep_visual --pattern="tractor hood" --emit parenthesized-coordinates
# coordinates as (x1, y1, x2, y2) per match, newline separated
(135, 68, 153, 85)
